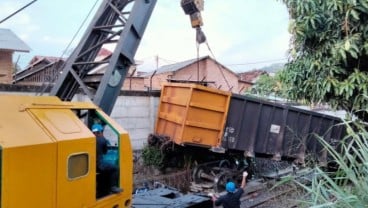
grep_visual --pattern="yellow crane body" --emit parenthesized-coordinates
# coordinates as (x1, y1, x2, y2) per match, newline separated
(0, 94, 132, 208)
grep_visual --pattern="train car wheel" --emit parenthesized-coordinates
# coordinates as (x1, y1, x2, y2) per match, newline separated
(219, 160, 230, 169)
(214, 172, 232, 193)
(192, 165, 208, 183)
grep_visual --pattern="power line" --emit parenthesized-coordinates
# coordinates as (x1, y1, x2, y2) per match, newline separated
(37, 0, 100, 95)
(58, 0, 100, 59)
(226, 58, 287, 66)
(158, 57, 178, 64)
(0, 0, 38, 24)
(137, 54, 287, 66)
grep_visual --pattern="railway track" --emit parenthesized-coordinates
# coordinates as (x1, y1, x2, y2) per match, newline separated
(188, 177, 303, 208)
(242, 167, 313, 208)
(134, 163, 313, 208)
(240, 182, 300, 208)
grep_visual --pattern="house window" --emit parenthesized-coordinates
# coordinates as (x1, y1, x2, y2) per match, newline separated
(68, 153, 89, 179)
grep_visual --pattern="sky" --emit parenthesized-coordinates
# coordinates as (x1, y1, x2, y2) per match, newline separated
(0, 0, 291, 72)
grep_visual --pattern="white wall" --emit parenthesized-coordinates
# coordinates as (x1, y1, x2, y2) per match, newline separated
(110, 95, 159, 150)
(74, 94, 160, 150)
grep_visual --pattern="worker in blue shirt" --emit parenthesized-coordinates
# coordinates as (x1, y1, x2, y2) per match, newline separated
(210, 171, 248, 208)
(92, 123, 122, 194)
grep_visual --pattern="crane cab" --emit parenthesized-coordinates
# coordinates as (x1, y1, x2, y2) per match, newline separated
(0, 94, 132, 208)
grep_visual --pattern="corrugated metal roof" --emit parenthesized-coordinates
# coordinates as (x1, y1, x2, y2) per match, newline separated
(0, 28, 31, 52)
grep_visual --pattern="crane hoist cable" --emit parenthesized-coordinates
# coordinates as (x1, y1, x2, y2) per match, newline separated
(196, 31, 232, 91)
(205, 41, 232, 91)
(194, 26, 231, 91)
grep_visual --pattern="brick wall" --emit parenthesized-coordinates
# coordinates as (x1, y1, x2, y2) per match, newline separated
(203, 59, 239, 92)
(170, 60, 206, 82)
(174, 58, 240, 92)
(145, 58, 241, 93)
(122, 77, 146, 91)
(144, 72, 173, 90)
(0, 50, 13, 84)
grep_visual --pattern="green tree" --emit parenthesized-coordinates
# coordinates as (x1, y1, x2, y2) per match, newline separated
(251, 72, 285, 97)
(281, 0, 368, 120)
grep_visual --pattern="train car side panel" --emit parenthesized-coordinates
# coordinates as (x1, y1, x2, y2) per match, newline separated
(155, 83, 231, 148)
(223, 94, 345, 163)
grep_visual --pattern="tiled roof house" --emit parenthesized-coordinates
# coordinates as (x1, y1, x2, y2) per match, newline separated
(14, 56, 65, 86)
(0, 28, 30, 84)
(142, 56, 242, 93)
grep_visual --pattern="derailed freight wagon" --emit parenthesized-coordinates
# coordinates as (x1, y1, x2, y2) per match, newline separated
(222, 94, 346, 166)
(151, 83, 345, 171)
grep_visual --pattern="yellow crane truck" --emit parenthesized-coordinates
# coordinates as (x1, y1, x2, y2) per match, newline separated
(0, 95, 132, 207)
(0, 0, 206, 207)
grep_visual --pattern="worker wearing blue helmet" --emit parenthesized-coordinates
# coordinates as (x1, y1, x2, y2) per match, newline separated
(210, 171, 248, 208)
(92, 123, 104, 132)
(92, 123, 122, 195)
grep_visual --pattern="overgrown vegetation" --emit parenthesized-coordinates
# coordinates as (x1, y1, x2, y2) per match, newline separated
(295, 120, 368, 207)
(141, 145, 163, 168)
(281, 0, 368, 120)
(250, 71, 287, 98)
(277, 2, 368, 204)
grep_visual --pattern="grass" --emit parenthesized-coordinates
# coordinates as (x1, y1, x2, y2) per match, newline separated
(296, 120, 368, 208)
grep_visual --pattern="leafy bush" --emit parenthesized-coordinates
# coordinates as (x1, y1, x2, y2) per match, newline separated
(141, 145, 163, 168)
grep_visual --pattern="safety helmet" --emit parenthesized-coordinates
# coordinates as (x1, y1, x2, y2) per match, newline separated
(92, 123, 103, 133)
(225, 182, 236, 193)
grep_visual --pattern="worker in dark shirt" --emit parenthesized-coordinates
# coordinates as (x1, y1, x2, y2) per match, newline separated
(92, 123, 122, 194)
(211, 171, 248, 208)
